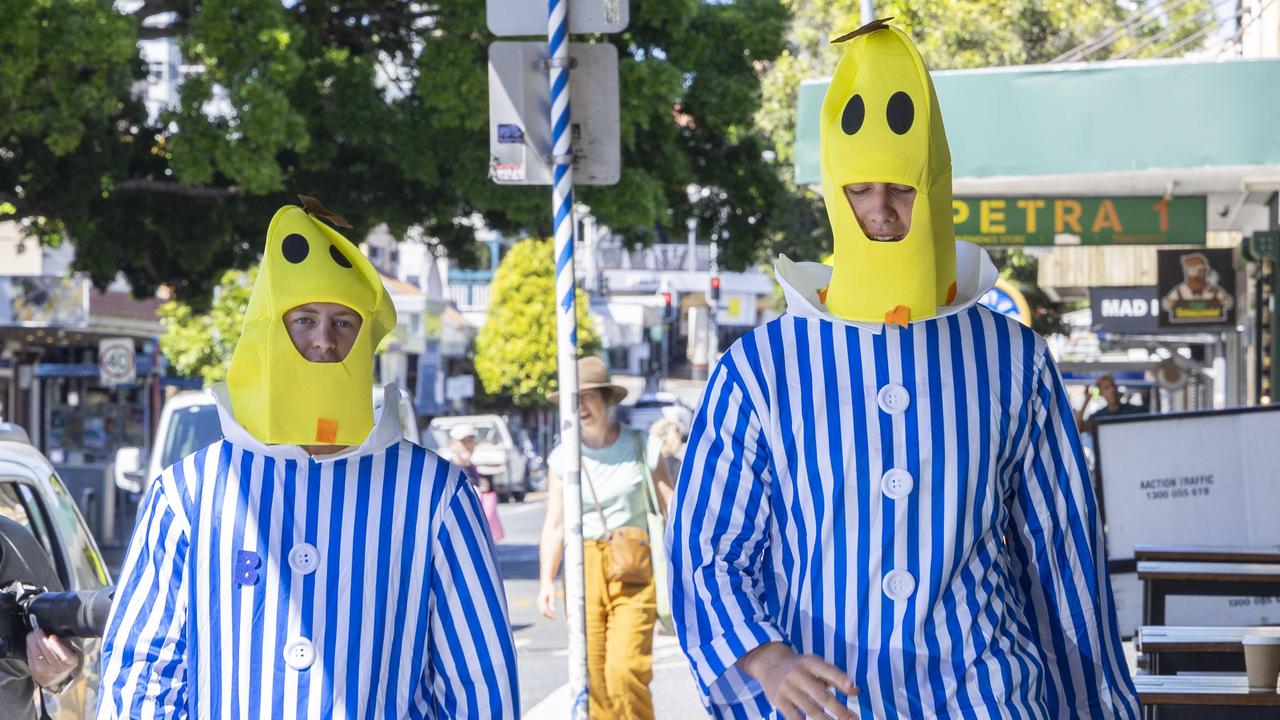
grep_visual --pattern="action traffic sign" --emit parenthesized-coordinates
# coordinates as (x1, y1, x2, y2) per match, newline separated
(487, 0, 628, 36)
(488, 42, 620, 186)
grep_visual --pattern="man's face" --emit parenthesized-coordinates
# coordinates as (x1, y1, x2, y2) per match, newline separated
(1096, 377, 1119, 402)
(843, 182, 916, 242)
(282, 302, 363, 363)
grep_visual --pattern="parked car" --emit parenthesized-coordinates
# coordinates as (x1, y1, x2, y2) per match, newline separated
(0, 422, 111, 719)
(113, 386, 421, 494)
(423, 415, 531, 502)
(619, 391, 695, 435)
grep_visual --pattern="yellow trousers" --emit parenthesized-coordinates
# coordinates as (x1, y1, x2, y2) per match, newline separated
(583, 539, 657, 720)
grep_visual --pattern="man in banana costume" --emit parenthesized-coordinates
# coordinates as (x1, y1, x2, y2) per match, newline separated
(98, 197, 519, 719)
(671, 20, 1140, 719)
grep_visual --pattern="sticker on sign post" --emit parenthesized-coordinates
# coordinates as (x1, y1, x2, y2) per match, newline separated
(497, 124, 525, 144)
(488, 42, 620, 186)
(491, 162, 526, 182)
(603, 0, 622, 24)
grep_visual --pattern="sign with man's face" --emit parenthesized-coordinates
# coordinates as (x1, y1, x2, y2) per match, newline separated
(1156, 248, 1235, 328)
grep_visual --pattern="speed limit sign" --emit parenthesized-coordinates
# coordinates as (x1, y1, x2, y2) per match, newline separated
(99, 338, 136, 386)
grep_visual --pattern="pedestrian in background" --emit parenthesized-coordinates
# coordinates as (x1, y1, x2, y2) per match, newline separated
(648, 418, 686, 489)
(1075, 373, 1147, 434)
(451, 423, 504, 542)
(536, 356, 674, 720)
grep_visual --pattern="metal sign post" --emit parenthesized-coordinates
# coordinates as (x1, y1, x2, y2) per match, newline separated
(548, 0, 589, 716)
(488, 2, 627, 715)
(488, 42, 620, 186)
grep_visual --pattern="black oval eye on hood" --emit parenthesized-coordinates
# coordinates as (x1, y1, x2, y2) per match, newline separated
(841, 94, 865, 135)
(886, 91, 914, 135)
(282, 234, 309, 264)
(329, 245, 353, 268)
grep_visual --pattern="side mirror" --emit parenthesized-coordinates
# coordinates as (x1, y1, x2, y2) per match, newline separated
(112, 447, 145, 494)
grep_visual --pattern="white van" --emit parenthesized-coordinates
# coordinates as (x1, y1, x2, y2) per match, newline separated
(422, 415, 531, 502)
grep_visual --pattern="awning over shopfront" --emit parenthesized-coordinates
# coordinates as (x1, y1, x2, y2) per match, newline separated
(796, 56, 1280, 227)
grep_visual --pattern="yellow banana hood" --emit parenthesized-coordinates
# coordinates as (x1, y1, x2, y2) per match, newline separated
(819, 20, 956, 324)
(226, 202, 396, 446)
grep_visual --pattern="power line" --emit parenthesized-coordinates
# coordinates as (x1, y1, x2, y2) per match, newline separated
(1152, 0, 1248, 59)
(1050, 0, 1199, 63)
(1047, 0, 1245, 63)
(1213, 0, 1277, 57)
(1113, 0, 1231, 59)
(1150, 16, 1226, 57)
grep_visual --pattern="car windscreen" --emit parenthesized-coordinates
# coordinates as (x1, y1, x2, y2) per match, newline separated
(161, 404, 223, 470)
(426, 421, 502, 450)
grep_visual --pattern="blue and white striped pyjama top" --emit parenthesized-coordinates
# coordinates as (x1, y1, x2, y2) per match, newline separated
(670, 304, 1140, 719)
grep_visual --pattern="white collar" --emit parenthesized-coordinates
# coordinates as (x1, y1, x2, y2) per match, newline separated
(773, 241, 999, 334)
(210, 382, 405, 463)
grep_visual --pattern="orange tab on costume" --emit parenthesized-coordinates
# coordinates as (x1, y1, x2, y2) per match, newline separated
(884, 305, 911, 328)
(315, 418, 339, 444)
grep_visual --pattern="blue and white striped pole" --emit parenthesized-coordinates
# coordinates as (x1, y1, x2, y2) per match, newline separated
(548, 0, 589, 717)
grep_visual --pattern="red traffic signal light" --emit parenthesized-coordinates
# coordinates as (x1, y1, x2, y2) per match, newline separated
(661, 291, 672, 306)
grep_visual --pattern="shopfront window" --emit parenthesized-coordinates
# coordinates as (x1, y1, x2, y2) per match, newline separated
(46, 380, 147, 466)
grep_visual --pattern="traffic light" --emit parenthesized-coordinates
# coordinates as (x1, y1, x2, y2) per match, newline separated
(661, 291, 675, 322)
(709, 276, 721, 302)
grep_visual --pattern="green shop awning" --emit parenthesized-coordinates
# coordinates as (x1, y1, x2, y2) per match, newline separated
(795, 57, 1280, 189)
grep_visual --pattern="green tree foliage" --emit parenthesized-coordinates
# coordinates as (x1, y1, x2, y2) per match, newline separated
(475, 239, 600, 408)
(157, 266, 256, 385)
(3, 0, 790, 306)
(755, 0, 1215, 333)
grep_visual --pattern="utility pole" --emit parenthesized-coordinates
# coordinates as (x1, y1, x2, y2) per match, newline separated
(685, 215, 698, 272)
(708, 238, 720, 371)
(661, 286, 673, 382)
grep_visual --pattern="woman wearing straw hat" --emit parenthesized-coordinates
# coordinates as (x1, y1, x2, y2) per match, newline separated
(537, 356, 674, 720)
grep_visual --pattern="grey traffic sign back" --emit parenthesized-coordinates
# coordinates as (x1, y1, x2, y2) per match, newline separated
(488, 42, 620, 186)
(487, 0, 628, 36)
(1253, 230, 1280, 259)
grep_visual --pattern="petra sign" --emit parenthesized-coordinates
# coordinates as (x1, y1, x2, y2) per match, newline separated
(952, 196, 1205, 246)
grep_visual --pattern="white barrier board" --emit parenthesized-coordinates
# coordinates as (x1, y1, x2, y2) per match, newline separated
(1096, 406, 1280, 635)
